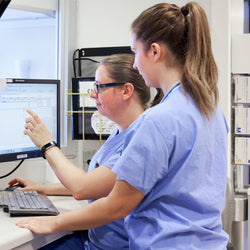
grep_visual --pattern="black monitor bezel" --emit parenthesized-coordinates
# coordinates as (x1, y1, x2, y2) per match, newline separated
(0, 0, 11, 18)
(0, 78, 60, 163)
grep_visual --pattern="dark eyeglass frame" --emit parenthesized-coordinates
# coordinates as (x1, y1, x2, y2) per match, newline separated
(93, 81, 124, 93)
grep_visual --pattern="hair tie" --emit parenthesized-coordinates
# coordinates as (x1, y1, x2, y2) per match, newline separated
(181, 6, 189, 16)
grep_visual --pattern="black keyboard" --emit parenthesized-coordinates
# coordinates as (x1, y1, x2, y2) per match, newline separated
(0, 190, 59, 217)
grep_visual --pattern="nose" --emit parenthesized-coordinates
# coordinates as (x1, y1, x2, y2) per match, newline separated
(90, 89, 97, 98)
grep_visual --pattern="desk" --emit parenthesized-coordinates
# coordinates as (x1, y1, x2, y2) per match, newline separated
(0, 195, 88, 250)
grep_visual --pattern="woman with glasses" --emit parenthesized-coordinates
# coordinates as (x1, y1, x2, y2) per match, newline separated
(10, 53, 161, 249)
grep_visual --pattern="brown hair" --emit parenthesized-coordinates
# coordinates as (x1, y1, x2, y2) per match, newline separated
(131, 2, 218, 119)
(101, 54, 151, 109)
(150, 88, 164, 107)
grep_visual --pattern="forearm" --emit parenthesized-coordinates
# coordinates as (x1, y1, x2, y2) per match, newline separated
(44, 147, 87, 195)
(16, 196, 124, 234)
(44, 183, 72, 196)
(55, 197, 124, 231)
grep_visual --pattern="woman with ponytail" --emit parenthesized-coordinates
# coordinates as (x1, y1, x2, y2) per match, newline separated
(115, 2, 228, 248)
(16, 3, 229, 249)
(114, 2, 228, 248)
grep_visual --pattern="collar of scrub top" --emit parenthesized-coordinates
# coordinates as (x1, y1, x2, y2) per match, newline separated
(160, 81, 181, 103)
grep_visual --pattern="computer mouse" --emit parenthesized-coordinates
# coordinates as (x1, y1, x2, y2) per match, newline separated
(5, 184, 24, 191)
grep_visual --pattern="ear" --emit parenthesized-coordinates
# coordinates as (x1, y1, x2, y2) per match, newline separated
(122, 83, 134, 100)
(150, 42, 163, 62)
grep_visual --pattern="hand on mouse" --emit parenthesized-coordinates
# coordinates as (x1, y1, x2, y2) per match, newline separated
(8, 177, 45, 194)
(5, 184, 24, 191)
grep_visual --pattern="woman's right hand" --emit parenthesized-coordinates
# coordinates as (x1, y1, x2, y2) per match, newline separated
(24, 109, 54, 150)
(8, 177, 46, 194)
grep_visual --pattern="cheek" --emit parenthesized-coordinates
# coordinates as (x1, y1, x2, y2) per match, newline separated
(98, 89, 119, 113)
(137, 55, 146, 71)
(135, 54, 141, 67)
(99, 94, 111, 108)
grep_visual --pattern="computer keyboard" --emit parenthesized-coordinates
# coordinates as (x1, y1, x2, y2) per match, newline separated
(0, 190, 59, 217)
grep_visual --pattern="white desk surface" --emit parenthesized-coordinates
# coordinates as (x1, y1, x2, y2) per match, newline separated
(0, 195, 88, 250)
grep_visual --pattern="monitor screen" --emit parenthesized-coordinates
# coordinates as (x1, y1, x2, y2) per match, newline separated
(0, 78, 60, 162)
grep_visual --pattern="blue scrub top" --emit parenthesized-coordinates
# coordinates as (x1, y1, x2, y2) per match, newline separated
(113, 83, 229, 250)
(87, 127, 131, 250)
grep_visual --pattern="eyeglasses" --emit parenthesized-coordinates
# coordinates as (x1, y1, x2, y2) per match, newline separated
(93, 81, 124, 94)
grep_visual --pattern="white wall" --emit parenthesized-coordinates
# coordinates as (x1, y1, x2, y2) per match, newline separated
(210, 0, 231, 177)
(76, 0, 211, 48)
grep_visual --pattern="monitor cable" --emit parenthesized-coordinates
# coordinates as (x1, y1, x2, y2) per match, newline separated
(0, 160, 24, 179)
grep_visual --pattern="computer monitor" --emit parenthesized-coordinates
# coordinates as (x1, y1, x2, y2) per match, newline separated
(0, 78, 60, 163)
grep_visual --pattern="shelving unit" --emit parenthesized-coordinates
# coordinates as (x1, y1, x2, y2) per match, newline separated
(231, 74, 250, 191)
(230, 74, 250, 250)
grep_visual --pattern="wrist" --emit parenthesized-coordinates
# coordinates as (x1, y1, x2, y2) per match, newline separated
(41, 141, 58, 159)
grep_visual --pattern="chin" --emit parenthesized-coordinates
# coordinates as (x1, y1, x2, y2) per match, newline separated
(96, 104, 101, 110)
(147, 80, 158, 88)
(97, 109, 104, 116)
(145, 81, 153, 88)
